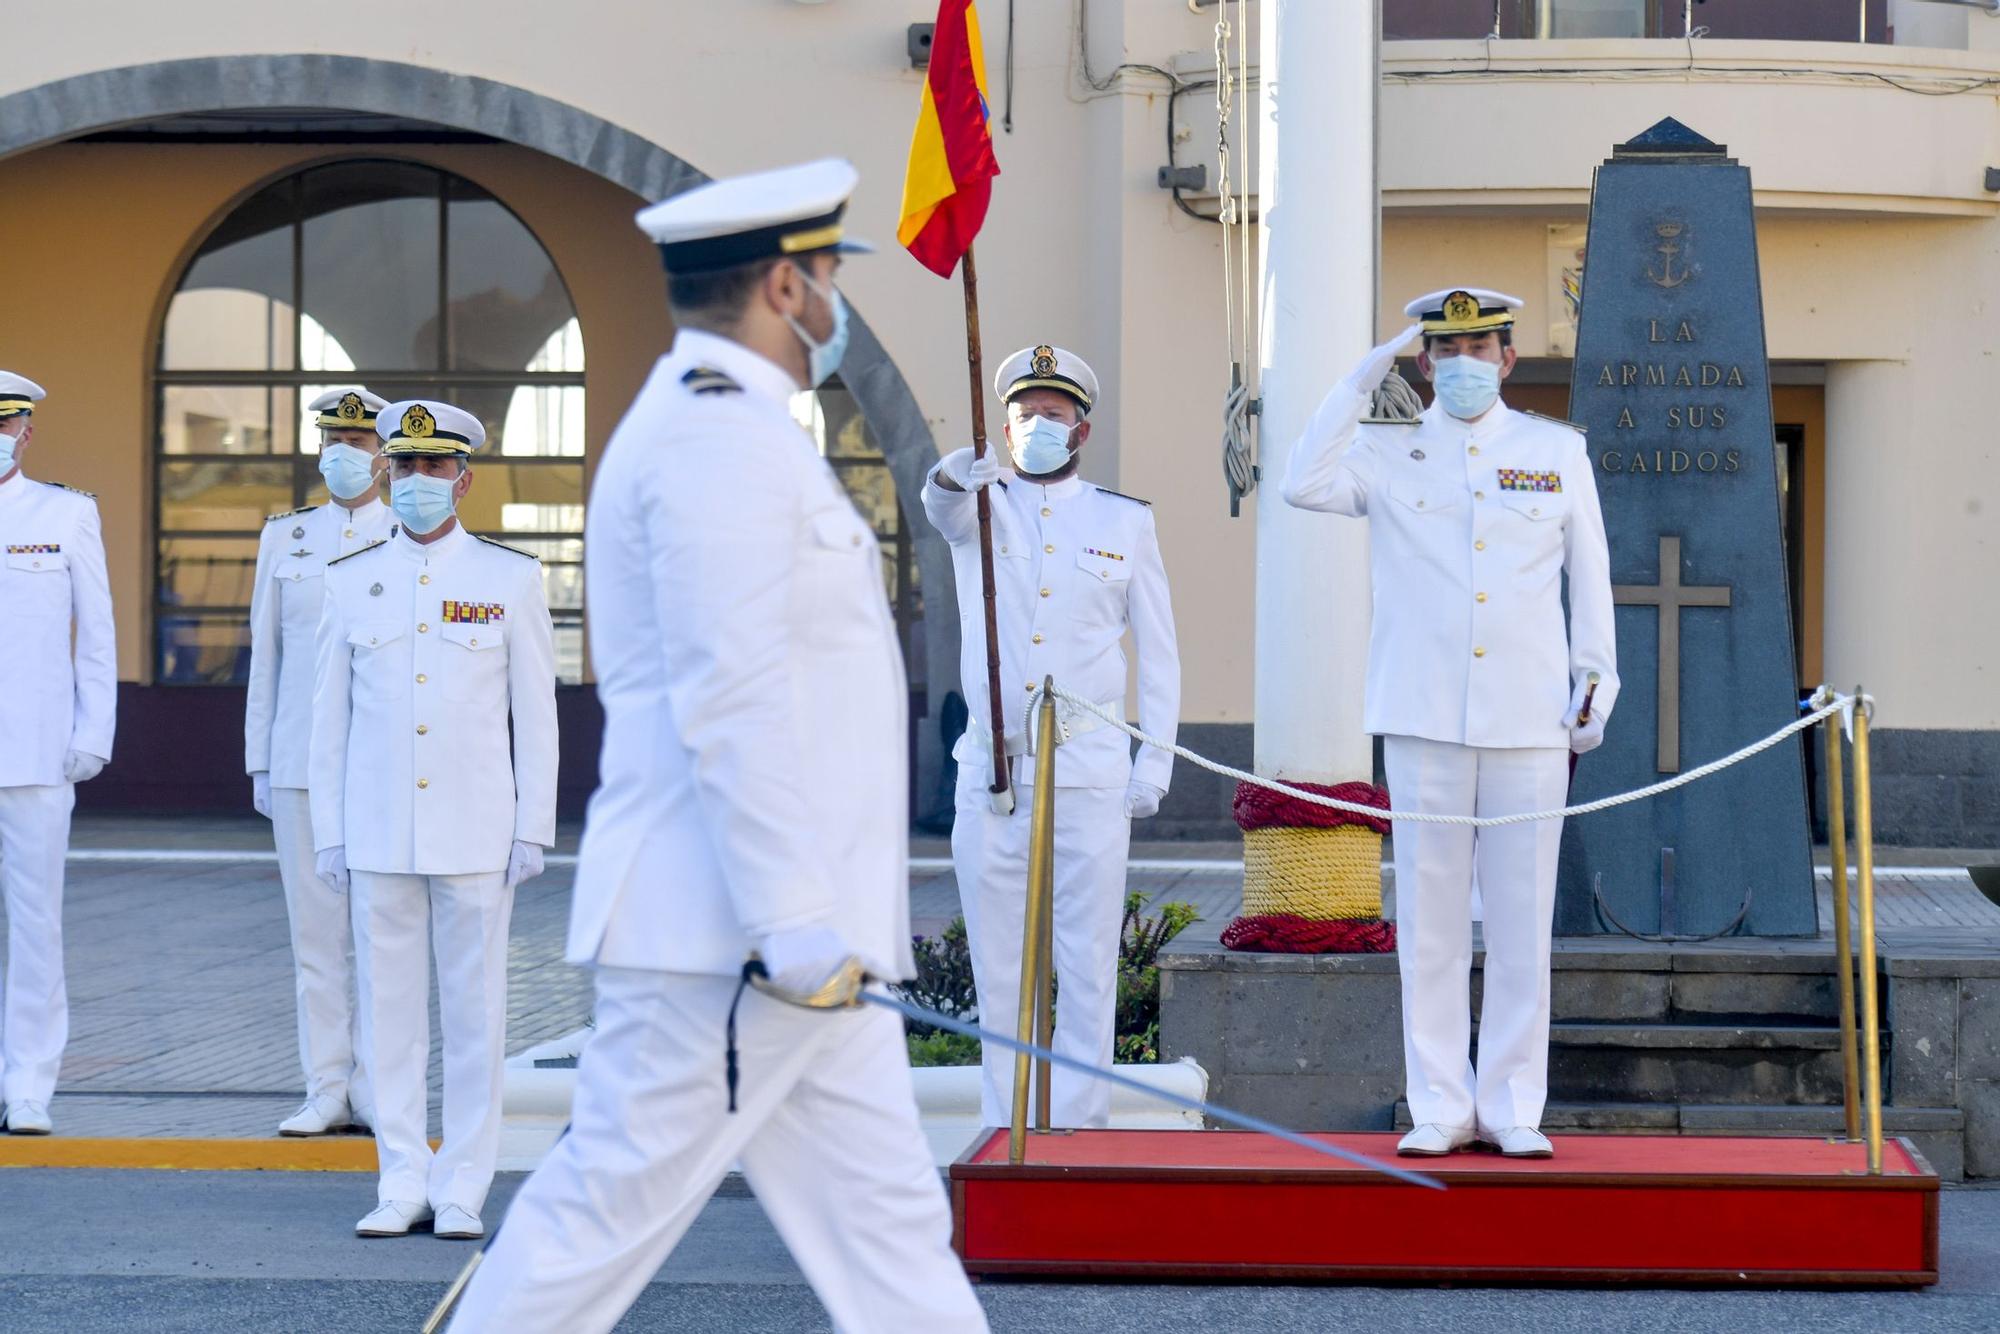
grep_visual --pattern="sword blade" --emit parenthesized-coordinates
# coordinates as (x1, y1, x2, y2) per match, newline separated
(861, 991, 1445, 1190)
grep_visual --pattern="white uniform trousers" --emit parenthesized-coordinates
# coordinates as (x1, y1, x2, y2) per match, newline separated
(952, 767, 1130, 1129)
(0, 783, 73, 1108)
(446, 967, 986, 1334)
(350, 869, 513, 1213)
(1384, 735, 1568, 1133)
(270, 787, 371, 1120)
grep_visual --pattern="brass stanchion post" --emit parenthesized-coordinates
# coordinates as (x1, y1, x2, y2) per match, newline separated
(1853, 688, 1884, 1174)
(1010, 680, 1062, 1165)
(1035, 813, 1055, 1132)
(1826, 706, 1861, 1144)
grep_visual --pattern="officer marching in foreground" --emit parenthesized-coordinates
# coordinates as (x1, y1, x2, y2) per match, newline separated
(0, 372, 114, 1137)
(925, 345, 1180, 1129)
(309, 399, 558, 1239)
(443, 160, 986, 1332)
(246, 388, 394, 1138)
(1281, 289, 1618, 1159)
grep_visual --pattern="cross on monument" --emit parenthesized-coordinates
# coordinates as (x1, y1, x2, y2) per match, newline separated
(1613, 534, 1732, 774)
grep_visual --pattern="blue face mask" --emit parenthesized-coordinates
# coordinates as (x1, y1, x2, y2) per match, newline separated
(1008, 414, 1077, 477)
(784, 270, 850, 388)
(0, 425, 19, 475)
(390, 472, 459, 535)
(318, 442, 379, 500)
(1430, 355, 1502, 420)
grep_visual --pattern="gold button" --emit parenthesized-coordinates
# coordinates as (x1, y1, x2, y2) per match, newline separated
(1468, 445, 1481, 456)
(999, 545, 1008, 555)
(418, 623, 429, 633)
(1042, 507, 1052, 517)
(419, 574, 431, 585)
(369, 636, 378, 645)
(1475, 540, 1487, 551)
(32, 561, 40, 569)
(470, 638, 479, 647)
(344, 529, 355, 539)
(1416, 499, 1426, 509)
(1531, 507, 1541, 517)
(1476, 592, 1488, 604)
(1474, 491, 1486, 501)
(416, 673, 427, 684)
(1032, 633, 1044, 644)
(1045, 544, 1055, 554)
(1474, 647, 1487, 658)
(1025, 682, 1036, 692)
(417, 724, 429, 735)
(1040, 588, 1051, 598)
(417, 778, 430, 789)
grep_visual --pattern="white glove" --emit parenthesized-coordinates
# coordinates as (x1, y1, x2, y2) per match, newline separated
(937, 444, 1002, 493)
(316, 846, 350, 893)
(1341, 324, 1423, 398)
(1125, 779, 1166, 820)
(251, 771, 272, 820)
(1562, 677, 1610, 756)
(63, 750, 107, 784)
(504, 840, 546, 890)
(758, 924, 854, 996)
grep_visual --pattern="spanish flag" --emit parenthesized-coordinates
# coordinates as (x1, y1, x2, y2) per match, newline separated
(898, 0, 1001, 278)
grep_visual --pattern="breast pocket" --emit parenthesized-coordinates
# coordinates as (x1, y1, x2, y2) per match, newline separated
(5, 550, 70, 619)
(1498, 491, 1569, 527)
(440, 621, 508, 701)
(346, 622, 407, 703)
(1071, 549, 1133, 627)
(274, 558, 324, 632)
(1387, 483, 1465, 517)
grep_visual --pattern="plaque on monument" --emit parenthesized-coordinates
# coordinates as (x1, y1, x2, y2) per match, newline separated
(1556, 118, 1817, 938)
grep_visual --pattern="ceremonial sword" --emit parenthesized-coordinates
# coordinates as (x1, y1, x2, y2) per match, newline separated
(422, 959, 1444, 1332)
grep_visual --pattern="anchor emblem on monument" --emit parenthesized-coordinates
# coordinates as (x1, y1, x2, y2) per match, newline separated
(1645, 221, 1690, 288)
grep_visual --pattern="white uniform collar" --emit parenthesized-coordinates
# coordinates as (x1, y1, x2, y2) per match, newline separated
(671, 328, 802, 409)
(396, 520, 472, 560)
(1013, 470, 1086, 501)
(1425, 396, 1515, 439)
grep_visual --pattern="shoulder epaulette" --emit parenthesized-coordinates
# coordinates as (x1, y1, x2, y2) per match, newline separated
(1520, 408, 1586, 434)
(475, 534, 540, 560)
(1360, 416, 1422, 427)
(681, 366, 742, 396)
(327, 540, 387, 567)
(41, 480, 96, 498)
(265, 505, 314, 522)
(1094, 486, 1151, 507)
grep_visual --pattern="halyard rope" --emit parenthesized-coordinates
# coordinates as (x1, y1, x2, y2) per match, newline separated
(1032, 684, 1865, 830)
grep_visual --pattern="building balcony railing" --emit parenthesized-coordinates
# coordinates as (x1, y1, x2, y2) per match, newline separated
(1386, 1, 1987, 47)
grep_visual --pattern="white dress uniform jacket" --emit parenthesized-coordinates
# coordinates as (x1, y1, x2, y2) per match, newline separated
(0, 473, 115, 787)
(566, 329, 916, 982)
(309, 525, 558, 875)
(922, 465, 1179, 791)
(245, 500, 396, 787)
(1280, 385, 1619, 746)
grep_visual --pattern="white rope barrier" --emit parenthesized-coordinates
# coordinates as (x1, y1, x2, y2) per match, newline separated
(1035, 684, 1866, 831)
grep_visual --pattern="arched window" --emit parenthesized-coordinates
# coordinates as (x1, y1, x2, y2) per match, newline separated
(154, 159, 587, 684)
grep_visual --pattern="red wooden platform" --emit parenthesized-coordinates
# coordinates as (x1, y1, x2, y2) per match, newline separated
(951, 1129, 1938, 1286)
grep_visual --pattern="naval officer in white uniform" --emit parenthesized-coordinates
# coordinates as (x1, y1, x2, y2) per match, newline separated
(246, 387, 395, 1137)
(0, 372, 114, 1137)
(925, 344, 1181, 1130)
(1282, 289, 1618, 1159)
(310, 398, 558, 1239)
(446, 159, 985, 1334)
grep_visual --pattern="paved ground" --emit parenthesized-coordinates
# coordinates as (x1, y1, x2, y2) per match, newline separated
(0, 1170, 1993, 1332)
(5, 817, 1992, 1136)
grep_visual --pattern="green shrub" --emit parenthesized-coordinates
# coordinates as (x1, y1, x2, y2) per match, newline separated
(900, 892, 1198, 1068)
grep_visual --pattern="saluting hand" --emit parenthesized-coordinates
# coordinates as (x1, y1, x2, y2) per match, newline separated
(1341, 324, 1424, 399)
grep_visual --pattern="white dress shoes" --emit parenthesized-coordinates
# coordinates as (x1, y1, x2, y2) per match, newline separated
(1480, 1126, 1555, 1158)
(1396, 1122, 1475, 1156)
(356, 1201, 433, 1237)
(5, 1101, 52, 1135)
(279, 1094, 355, 1137)
(434, 1205, 484, 1240)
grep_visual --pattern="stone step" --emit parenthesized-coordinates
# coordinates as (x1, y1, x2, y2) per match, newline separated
(1547, 966, 1852, 1025)
(1539, 1022, 1874, 1105)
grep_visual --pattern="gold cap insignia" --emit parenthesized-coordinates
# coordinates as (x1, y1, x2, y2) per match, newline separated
(1031, 345, 1057, 378)
(1443, 291, 1480, 326)
(401, 404, 436, 439)
(336, 392, 365, 422)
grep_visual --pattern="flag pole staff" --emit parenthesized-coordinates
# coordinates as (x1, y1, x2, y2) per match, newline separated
(960, 243, 1014, 815)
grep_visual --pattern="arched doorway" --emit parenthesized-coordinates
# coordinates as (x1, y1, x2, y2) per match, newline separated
(0, 57, 957, 813)
(155, 157, 588, 686)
